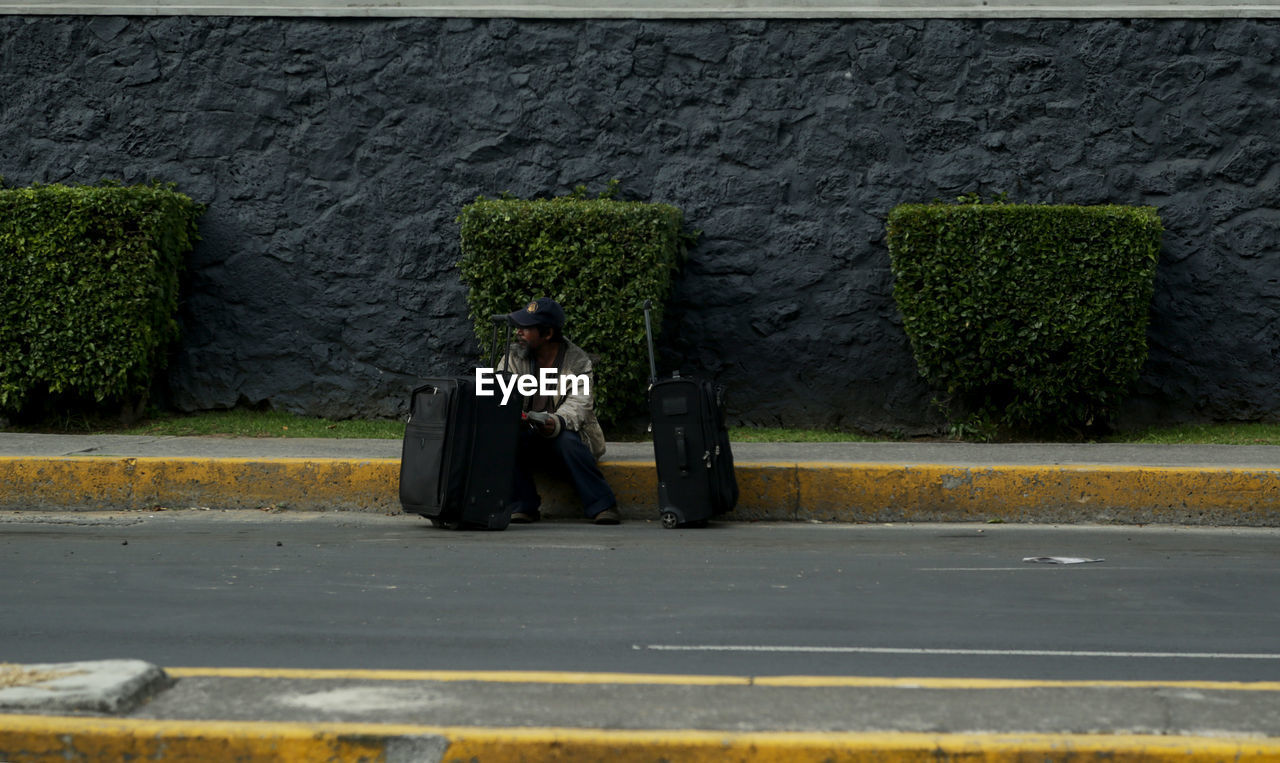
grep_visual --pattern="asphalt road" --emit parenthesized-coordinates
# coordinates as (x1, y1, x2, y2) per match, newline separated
(3, 510, 1279, 681)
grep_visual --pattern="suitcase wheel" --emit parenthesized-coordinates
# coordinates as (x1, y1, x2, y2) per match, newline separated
(661, 511, 679, 529)
(432, 518, 461, 530)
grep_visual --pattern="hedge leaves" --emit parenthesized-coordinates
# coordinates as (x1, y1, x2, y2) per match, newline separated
(0, 182, 204, 418)
(887, 201, 1162, 436)
(459, 189, 690, 426)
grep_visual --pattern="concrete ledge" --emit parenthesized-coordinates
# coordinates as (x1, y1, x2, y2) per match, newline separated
(1, 455, 1278, 524)
(3, 715, 1280, 762)
(0, 660, 169, 716)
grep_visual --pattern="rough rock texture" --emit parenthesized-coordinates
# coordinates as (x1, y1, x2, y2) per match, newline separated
(2, 16, 1278, 431)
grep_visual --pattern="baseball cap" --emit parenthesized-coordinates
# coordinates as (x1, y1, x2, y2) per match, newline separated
(507, 297, 565, 329)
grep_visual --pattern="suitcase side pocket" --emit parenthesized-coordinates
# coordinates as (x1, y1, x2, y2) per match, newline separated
(399, 385, 453, 513)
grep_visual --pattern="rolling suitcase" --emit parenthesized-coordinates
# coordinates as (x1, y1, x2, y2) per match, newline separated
(399, 317, 521, 529)
(644, 301, 739, 529)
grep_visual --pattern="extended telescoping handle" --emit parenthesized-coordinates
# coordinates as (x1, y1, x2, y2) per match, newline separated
(642, 300, 658, 385)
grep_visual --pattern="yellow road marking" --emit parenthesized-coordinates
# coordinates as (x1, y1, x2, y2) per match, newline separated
(166, 667, 751, 685)
(165, 666, 1280, 691)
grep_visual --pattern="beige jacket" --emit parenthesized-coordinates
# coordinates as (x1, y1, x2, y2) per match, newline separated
(497, 339, 607, 460)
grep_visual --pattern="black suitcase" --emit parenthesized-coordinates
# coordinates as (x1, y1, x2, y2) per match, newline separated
(399, 317, 521, 529)
(644, 302, 739, 529)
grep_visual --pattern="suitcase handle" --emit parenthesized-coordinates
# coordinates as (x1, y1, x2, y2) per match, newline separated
(675, 426, 687, 473)
(407, 382, 442, 419)
(643, 300, 658, 385)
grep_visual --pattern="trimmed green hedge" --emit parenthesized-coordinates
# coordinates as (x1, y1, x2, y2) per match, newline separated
(0, 181, 204, 419)
(887, 200, 1162, 436)
(458, 187, 691, 426)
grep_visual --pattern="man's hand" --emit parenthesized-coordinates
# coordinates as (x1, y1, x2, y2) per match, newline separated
(522, 410, 560, 436)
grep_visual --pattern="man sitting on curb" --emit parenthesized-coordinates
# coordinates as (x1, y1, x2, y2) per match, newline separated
(498, 297, 620, 525)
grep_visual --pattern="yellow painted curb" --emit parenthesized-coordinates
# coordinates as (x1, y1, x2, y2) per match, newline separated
(0, 455, 402, 513)
(793, 461, 1280, 524)
(4, 715, 1280, 763)
(441, 727, 1280, 762)
(1, 455, 1278, 524)
(0, 715, 404, 762)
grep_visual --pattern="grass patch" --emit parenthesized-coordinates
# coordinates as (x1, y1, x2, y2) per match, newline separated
(1108, 422, 1280, 446)
(6, 409, 1278, 445)
(9, 409, 881, 442)
(8, 409, 407, 439)
(728, 427, 879, 443)
(120, 410, 407, 439)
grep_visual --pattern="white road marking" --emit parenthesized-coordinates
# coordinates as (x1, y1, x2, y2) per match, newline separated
(641, 645, 1280, 660)
(915, 567, 1148, 571)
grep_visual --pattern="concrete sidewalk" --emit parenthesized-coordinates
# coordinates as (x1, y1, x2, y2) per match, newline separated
(0, 433, 1277, 524)
(4, 661, 1280, 762)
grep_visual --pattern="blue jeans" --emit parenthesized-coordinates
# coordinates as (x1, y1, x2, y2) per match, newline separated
(511, 428, 616, 519)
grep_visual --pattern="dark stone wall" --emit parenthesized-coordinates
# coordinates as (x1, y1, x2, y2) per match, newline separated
(3, 16, 1278, 431)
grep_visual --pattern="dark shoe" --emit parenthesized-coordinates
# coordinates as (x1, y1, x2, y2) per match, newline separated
(510, 511, 540, 524)
(592, 507, 621, 525)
